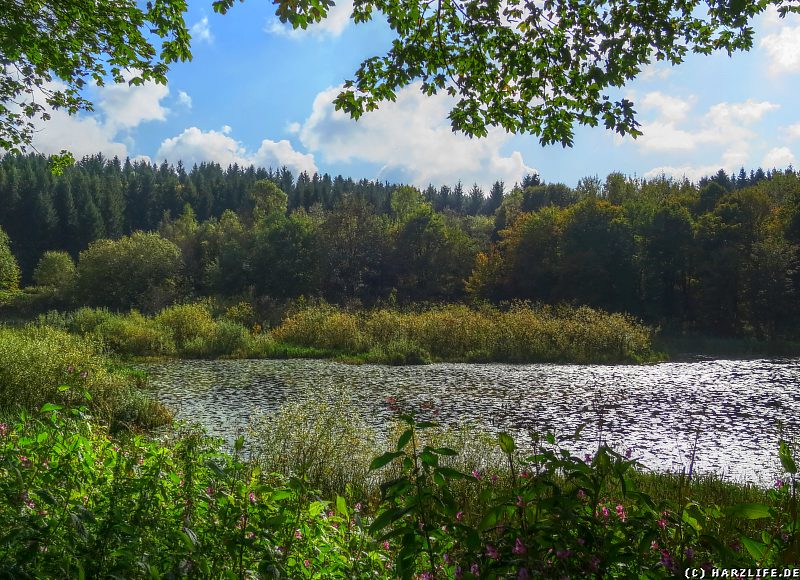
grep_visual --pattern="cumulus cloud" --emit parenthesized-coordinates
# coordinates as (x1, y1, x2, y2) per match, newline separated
(631, 91, 781, 180)
(763, 146, 796, 169)
(783, 123, 800, 141)
(191, 17, 213, 43)
(97, 78, 170, 131)
(265, 0, 354, 39)
(177, 91, 192, 109)
(296, 83, 536, 189)
(156, 126, 318, 176)
(22, 77, 171, 159)
(760, 18, 800, 76)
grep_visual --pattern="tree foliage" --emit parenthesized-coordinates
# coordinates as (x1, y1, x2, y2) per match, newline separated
(2, 0, 797, 151)
(0, 0, 190, 153)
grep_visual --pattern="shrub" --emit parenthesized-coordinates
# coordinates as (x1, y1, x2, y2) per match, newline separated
(32, 250, 77, 292)
(154, 302, 216, 349)
(93, 311, 175, 357)
(0, 325, 170, 429)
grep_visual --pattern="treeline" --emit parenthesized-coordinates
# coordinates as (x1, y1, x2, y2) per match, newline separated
(1, 153, 799, 340)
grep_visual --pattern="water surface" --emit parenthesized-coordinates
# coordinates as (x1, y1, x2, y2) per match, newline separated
(142, 358, 800, 485)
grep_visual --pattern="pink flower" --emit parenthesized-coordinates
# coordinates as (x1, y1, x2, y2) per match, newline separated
(516, 495, 526, 507)
(615, 504, 626, 521)
(472, 470, 481, 480)
(0, 423, 7, 437)
(470, 563, 479, 575)
(294, 529, 302, 539)
(444, 553, 452, 564)
(775, 479, 785, 489)
(576, 489, 586, 500)
(519, 470, 530, 478)
(304, 559, 310, 568)
(486, 544, 499, 559)
(249, 492, 256, 503)
(657, 519, 667, 528)
(206, 486, 214, 496)
(456, 511, 463, 521)
(491, 474, 498, 484)
(355, 502, 362, 512)
(19, 456, 31, 468)
(513, 538, 527, 555)
(383, 540, 390, 550)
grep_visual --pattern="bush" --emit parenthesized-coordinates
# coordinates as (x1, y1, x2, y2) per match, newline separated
(155, 302, 216, 349)
(94, 311, 175, 357)
(0, 325, 170, 429)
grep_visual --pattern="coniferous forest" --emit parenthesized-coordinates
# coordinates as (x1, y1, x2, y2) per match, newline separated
(0, 152, 798, 342)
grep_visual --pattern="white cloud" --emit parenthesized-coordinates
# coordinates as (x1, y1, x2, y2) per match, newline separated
(266, 0, 354, 39)
(783, 123, 800, 141)
(635, 93, 781, 180)
(221, 125, 233, 135)
(191, 17, 213, 43)
(297, 83, 536, 189)
(177, 91, 192, 109)
(20, 77, 169, 160)
(763, 146, 796, 169)
(156, 126, 318, 176)
(759, 13, 800, 76)
(639, 64, 673, 81)
(97, 79, 170, 131)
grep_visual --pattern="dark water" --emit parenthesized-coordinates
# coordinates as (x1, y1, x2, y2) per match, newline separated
(141, 358, 800, 485)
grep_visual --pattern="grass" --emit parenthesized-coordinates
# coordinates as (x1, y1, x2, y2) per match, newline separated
(33, 300, 658, 364)
(0, 324, 171, 431)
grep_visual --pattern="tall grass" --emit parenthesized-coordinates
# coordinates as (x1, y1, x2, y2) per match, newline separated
(0, 325, 170, 430)
(275, 302, 655, 364)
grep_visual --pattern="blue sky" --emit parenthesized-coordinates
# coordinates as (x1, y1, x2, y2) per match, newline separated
(30, 2, 800, 189)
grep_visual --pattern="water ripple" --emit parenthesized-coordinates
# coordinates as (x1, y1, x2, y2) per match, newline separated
(141, 358, 800, 485)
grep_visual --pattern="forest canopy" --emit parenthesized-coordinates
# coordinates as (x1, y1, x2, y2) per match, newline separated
(1, 0, 799, 152)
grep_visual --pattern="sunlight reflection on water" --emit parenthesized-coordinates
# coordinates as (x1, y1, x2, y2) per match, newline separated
(141, 358, 800, 485)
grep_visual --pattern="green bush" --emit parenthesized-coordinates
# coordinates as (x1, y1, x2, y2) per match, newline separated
(0, 325, 170, 429)
(94, 311, 175, 357)
(155, 302, 216, 349)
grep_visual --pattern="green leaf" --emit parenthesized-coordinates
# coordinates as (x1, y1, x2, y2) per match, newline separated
(725, 503, 771, 520)
(40, 403, 63, 412)
(369, 507, 411, 535)
(779, 440, 797, 474)
(498, 432, 516, 454)
(396, 428, 413, 451)
(370, 451, 404, 471)
(336, 495, 348, 518)
(741, 535, 767, 562)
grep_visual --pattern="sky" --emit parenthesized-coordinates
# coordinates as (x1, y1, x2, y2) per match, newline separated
(28, 2, 800, 189)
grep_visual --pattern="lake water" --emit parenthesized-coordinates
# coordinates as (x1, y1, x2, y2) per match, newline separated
(142, 358, 800, 485)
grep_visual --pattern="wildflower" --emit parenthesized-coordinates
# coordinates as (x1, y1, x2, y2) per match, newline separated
(20, 492, 35, 510)
(657, 518, 667, 528)
(625, 448, 633, 459)
(294, 529, 302, 540)
(455, 565, 463, 579)
(615, 504, 626, 521)
(651, 540, 659, 550)
(456, 511, 463, 521)
(491, 474, 498, 484)
(80, 371, 88, 379)
(0, 423, 7, 437)
(421, 573, 434, 580)
(304, 559, 310, 568)
(486, 544, 499, 559)
(470, 563, 479, 575)
(443, 553, 452, 564)
(684, 548, 694, 561)
(354, 502, 362, 512)
(518, 568, 530, 580)
(584, 453, 592, 463)
(245, 531, 255, 539)
(576, 489, 586, 500)
(516, 495, 525, 507)
(519, 470, 530, 478)
(67, 365, 75, 373)
(781, 532, 790, 543)
(601, 506, 610, 518)
(206, 486, 214, 496)
(383, 540, 390, 551)
(659, 549, 673, 570)
(556, 549, 572, 560)
(19, 455, 32, 468)
(513, 538, 527, 555)
(249, 492, 256, 504)
(775, 479, 785, 489)
(588, 555, 601, 571)
(472, 470, 481, 480)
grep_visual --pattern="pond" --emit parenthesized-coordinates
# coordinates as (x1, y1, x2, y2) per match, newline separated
(142, 357, 800, 485)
